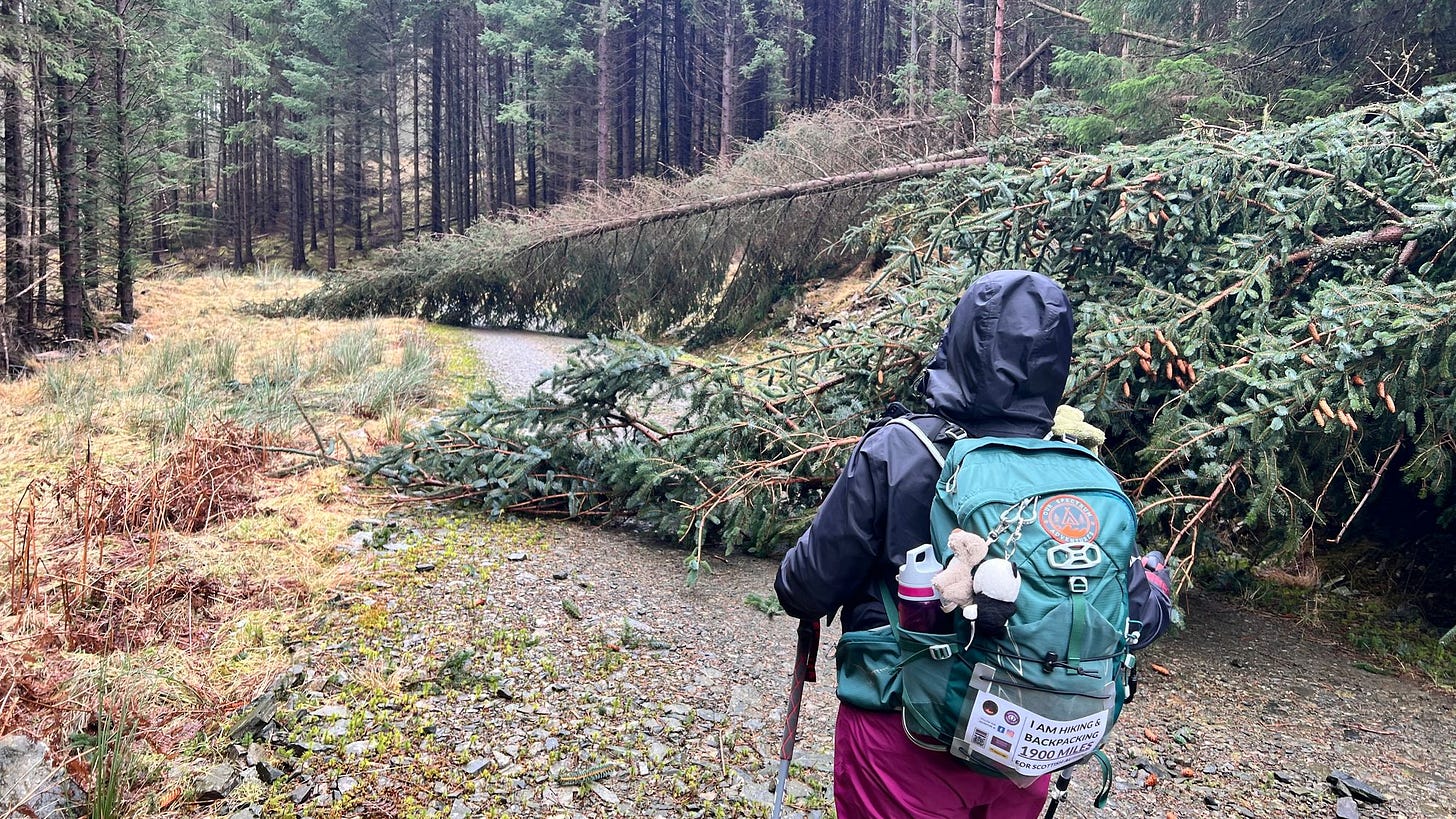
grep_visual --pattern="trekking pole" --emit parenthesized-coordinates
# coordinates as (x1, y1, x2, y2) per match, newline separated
(1041, 768, 1074, 819)
(770, 617, 820, 819)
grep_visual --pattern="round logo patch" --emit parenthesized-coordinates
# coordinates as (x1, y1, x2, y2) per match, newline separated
(1039, 495, 1100, 544)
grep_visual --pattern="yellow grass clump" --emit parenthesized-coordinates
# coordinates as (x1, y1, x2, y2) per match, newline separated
(0, 269, 484, 781)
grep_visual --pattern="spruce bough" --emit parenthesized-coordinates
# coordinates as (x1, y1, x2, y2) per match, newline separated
(365, 89, 1456, 581)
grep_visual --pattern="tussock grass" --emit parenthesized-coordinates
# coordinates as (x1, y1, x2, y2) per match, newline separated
(207, 338, 240, 384)
(319, 324, 383, 379)
(334, 332, 441, 417)
(0, 272, 483, 809)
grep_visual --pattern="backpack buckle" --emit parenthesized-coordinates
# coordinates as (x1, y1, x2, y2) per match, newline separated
(1068, 576, 1089, 594)
(930, 643, 953, 661)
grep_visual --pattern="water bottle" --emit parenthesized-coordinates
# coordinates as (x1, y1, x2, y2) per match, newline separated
(897, 544, 951, 633)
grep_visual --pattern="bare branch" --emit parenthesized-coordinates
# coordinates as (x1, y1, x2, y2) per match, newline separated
(1024, 0, 1186, 48)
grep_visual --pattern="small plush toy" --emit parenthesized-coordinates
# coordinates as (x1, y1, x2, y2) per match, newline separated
(932, 528, 987, 610)
(931, 528, 1022, 635)
(1051, 405, 1106, 453)
(968, 558, 1021, 636)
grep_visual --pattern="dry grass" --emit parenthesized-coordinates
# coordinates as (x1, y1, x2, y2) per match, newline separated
(0, 270, 481, 807)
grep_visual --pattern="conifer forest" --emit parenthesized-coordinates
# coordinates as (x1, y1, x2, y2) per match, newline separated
(8, 1, 1456, 817)
(4, 0, 1456, 593)
(1, 0, 1451, 345)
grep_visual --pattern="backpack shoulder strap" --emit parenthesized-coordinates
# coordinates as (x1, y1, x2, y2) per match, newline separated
(885, 416, 961, 469)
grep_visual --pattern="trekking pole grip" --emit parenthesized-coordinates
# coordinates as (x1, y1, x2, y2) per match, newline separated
(797, 618, 820, 682)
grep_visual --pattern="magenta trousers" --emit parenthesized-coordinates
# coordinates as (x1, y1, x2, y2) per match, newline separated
(833, 705, 1051, 819)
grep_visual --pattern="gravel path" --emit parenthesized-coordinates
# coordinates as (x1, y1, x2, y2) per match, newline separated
(213, 329, 1456, 818)
(226, 513, 1455, 819)
(466, 330, 584, 398)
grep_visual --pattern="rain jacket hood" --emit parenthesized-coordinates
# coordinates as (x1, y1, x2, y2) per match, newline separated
(774, 270, 1076, 632)
(919, 270, 1074, 438)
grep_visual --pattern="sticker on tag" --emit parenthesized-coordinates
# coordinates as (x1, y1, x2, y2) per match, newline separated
(959, 689, 1109, 775)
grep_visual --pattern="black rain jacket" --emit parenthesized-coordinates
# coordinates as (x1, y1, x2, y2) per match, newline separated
(774, 270, 1075, 632)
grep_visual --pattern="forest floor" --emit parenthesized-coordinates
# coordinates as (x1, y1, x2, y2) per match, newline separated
(205, 511, 1456, 819)
(3, 273, 1454, 819)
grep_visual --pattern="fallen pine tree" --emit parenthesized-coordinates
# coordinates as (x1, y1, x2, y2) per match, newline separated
(260, 104, 988, 346)
(362, 88, 1456, 589)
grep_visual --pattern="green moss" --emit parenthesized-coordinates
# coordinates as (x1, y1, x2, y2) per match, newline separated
(425, 324, 493, 401)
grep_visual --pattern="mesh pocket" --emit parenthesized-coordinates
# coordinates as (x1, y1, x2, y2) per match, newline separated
(894, 626, 976, 750)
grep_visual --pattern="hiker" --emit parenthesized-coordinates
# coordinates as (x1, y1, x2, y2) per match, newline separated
(775, 269, 1075, 819)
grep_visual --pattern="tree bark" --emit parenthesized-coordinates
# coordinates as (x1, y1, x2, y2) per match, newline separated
(619, 19, 639, 177)
(673, 0, 692, 170)
(57, 74, 85, 339)
(352, 110, 364, 251)
(596, 0, 612, 186)
(387, 33, 403, 242)
(290, 151, 307, 270)
(524, 150, 989, 249)
(326, 109, 337, 269)
(657, 0, 670, 173)
(2, 0, 33, 345)
(82, 65, 102, 291)
(718, 0, 735, 164)
(32, 51, 49, 316)
(429, 13, 444, 233)
(990, 0, 1006, 107)
(114, 0, 137, 321)
(1008, 36, 1053, 84)
(412, 19, 421, 232)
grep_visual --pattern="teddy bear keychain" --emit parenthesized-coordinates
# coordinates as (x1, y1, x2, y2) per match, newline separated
(930, 528, 1022, 639)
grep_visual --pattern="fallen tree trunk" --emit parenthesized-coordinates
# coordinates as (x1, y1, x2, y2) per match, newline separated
(1008, 37, 1054, 83)
(522, 150, 991, 250)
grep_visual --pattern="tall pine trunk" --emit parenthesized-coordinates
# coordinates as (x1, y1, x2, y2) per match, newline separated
(82, 66, 101, 292)
(326, 109, 337, 269)
(57, 74, 84, 340)
(386, 36, 403, 242)
(673, 0, 691, 170)
(718, 1, 735, 164)
(596, 0, 611, 186)
(114, 0, 137, 322)
(412, 22, 421, 232)
(2, 0, 33, 346)
(989, 0, 1007, 136)
(32, 52, 49, 318)
(429, 15, 443, 233)
(618, 21, 639, 177)
(290, 151, 307, 270)
(351, 110, 364, 251)
(657, 0, 669, 173)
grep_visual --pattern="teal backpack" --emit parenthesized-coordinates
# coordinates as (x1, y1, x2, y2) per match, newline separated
(881, 419, 1138, 788)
